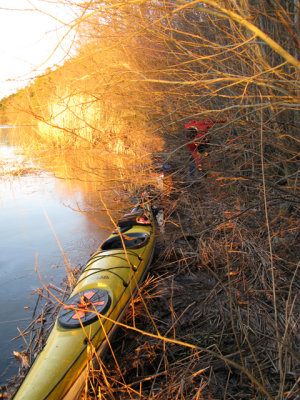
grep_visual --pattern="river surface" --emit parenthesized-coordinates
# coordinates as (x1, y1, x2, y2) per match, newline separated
(0, 126, 138, 385)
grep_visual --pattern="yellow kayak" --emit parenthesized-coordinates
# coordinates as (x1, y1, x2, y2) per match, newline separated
(14, 200, 155, 399)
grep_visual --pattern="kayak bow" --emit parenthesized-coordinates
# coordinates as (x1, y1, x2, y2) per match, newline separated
(14, 201, 155, 400)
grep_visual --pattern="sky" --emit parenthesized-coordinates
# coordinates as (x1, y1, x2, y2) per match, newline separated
(0, 0, 78, 99)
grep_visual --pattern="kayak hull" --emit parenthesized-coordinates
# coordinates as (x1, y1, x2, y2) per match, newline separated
(14, 203, 155, 400)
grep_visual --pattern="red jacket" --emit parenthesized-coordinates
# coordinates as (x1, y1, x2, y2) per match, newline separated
(184, 120, 214, 168)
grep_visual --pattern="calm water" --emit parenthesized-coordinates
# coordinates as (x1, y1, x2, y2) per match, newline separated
(0, 126, 134, 385)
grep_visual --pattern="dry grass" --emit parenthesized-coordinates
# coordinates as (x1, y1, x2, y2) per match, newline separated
(73, 118, 298, 399)
(80, 173, 298, 400)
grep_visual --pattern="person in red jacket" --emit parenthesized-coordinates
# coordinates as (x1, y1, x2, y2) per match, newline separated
(184, 120, 214, 175)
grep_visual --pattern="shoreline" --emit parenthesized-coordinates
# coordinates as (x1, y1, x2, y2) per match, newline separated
(1, 154, 299, 399)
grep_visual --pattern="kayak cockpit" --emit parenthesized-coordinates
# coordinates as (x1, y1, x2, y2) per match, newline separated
(100, 232, 150, 251)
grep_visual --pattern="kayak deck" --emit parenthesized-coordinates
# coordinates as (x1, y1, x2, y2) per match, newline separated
(14, 203, 155, 400)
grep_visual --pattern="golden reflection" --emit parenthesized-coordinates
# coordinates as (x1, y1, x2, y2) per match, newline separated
(4, 126, 165, 214)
